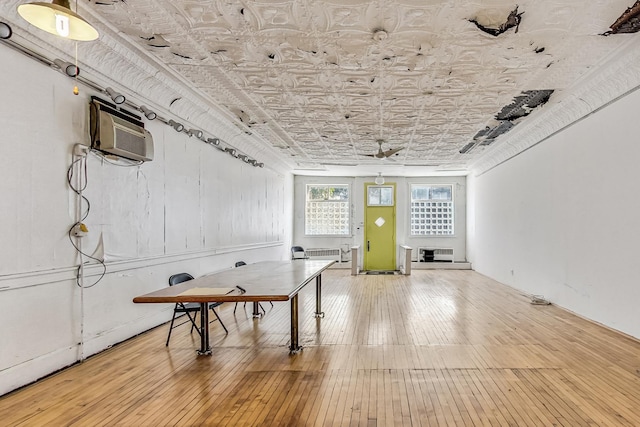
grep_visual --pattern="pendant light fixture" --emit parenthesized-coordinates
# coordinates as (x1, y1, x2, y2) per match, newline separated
(375, 172, 385, 185)
(17, 0, 99, 41)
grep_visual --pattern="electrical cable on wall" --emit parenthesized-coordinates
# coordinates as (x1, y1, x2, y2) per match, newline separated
(67, 148, 106, 288)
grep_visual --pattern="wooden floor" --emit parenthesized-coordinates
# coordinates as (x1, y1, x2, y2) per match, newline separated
(2, 270, 639, 426)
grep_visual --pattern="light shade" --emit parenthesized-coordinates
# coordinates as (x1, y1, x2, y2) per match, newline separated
(139, 106, 156, 120)
(188, 129, 203, 139)
(375, 173, 385, 185)
(168, 120, 184, 132)
(105, 87, 125, 104)
(17, 1, 99, 41)
(53, 58, 79, 77)
(0, 22, 12, 39)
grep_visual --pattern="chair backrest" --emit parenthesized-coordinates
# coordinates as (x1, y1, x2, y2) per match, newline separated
(291, 246, 306, 259)
(235, 261, 246, 267)
(168, 273, 194, 286)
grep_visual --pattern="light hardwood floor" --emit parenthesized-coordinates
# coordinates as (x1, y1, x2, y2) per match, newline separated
(1, 270, 639, 426)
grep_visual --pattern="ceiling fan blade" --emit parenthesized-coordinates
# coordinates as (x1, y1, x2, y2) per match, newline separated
(382, 147, 404, 157)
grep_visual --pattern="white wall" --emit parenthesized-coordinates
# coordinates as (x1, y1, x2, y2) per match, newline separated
(0, 45, 293, 395)
(467, 88, 640, 339)
(294, 175, 467, 263)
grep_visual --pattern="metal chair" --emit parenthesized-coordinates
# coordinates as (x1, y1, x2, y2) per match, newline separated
(232, 261, 271, 315)
(291, 246, 308, 260)
(166, 273, 200, 346)
(165, 273, 227, 346)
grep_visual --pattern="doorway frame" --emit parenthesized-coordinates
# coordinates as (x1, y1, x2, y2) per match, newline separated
(363, 181, 397, 271)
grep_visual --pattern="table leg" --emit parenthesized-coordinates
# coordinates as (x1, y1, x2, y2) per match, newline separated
(314, 274, 325, 318)
(252, 302, 263, 318)
(289, 294, 302, 354)
(197, 303, 212, 356)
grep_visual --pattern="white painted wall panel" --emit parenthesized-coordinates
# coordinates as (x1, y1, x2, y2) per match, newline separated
(1, 281, 78, 367)
(468, 88, 640, 339)
(0, 44, 291, 396)
(0, 67, 76, 274)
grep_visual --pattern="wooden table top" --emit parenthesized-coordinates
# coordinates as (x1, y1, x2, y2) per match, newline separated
(133, 260, 335, 304)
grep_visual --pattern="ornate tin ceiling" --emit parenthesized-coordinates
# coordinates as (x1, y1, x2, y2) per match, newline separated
(3, 1, 640, 175)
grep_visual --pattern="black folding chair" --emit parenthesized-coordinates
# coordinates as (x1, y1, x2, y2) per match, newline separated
(232, 261, 271, 315)
(165, 273, 227, 346)
(291, 246, 308, 260)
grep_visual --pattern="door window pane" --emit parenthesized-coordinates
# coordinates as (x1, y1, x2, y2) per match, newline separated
(368, 186, 394, 206)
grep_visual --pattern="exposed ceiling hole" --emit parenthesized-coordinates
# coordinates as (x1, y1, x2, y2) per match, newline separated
(459, 142, 476, 154)
(470, 6, 524, 36)
(172, 52, 192, 59)
(495, 89, 554, 121)
(474, 121, 516, 146)
(468, 89, 554, 147)
(473, 126, 491, 140)
(142, 35, 170, 48)
(605, 1, 640, 34)
(169, 97, 181, 106)
(535, 47, 545, 53)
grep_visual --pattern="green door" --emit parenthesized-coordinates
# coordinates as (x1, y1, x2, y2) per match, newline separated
(364, 183, 396, 271)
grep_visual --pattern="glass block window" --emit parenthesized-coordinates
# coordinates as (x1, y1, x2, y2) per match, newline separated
(410, 184, 454, 235)
(305, 184, 350, 235)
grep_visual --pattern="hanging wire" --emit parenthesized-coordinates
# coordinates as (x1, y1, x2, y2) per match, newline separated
(67, 156, 106, 288)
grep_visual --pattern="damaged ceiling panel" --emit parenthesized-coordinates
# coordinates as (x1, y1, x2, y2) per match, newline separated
(607, 1, 640, 34)
(7, 0, 638, 175)
(495, 90, 555, 122)
(470, 6, 525, 36)
(461, 90, 553, 153)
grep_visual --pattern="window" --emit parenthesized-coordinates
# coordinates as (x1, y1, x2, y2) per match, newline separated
(305, 184, 350, 235)
(410, 184, 454, 235)
(367, 186, 394, 206)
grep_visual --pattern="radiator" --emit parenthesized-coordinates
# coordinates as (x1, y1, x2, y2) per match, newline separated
(306, 248, 341, 262)
(417, 247, 454, 262)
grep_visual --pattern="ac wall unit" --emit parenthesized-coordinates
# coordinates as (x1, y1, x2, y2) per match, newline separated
(89, 97, 153, 162)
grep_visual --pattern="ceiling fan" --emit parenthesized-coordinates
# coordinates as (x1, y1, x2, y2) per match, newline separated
(363, 139, 404, 159)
